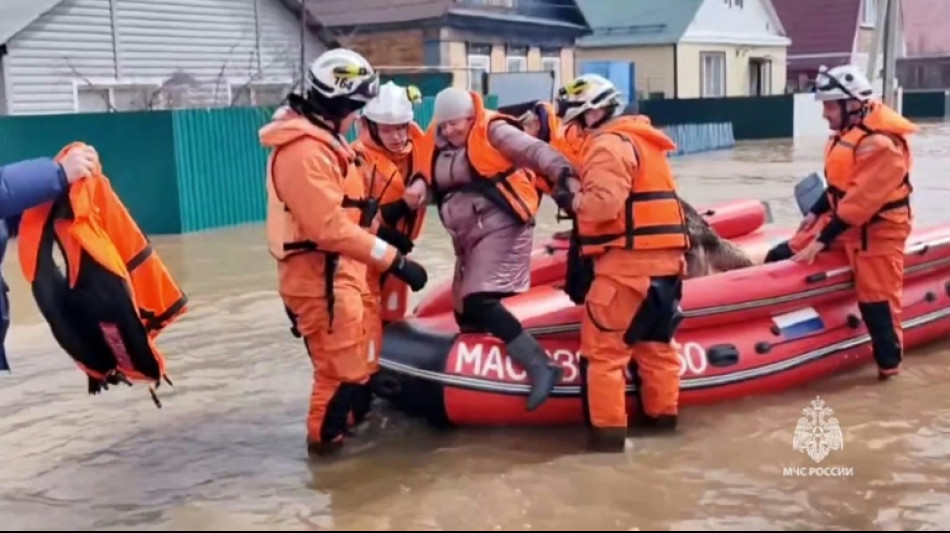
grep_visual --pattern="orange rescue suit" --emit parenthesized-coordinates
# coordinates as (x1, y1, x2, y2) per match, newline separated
(789, 101, 916, 376)
(423, 91, 541, 225)
(574, 115, 689, 438)
(527, 101, 585, 197)
(261, 110, 398, 449)
(18, 142, 188, 407)
(352, 121, 430, 373)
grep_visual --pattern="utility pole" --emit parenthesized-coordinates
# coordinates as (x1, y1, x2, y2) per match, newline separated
(299, 0, 307, 88)
(865, 0, 889, 82)
(882, 0, 900, 108)
(867, 0, 901, 108)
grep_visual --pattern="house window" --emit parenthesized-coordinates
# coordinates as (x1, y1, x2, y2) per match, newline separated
(748, 58, 772, 96)
(468, 53, 491, 94)
(230, 81, 292, 107)
(541, 56, 561, 94)
(506, 44, 528, 73)
(0, 58, 7, 115)
(700, 52, 726, 97)
(862, 0, 876, 26)
(75, 82, 164, 113)
(506, 56, 527, 72)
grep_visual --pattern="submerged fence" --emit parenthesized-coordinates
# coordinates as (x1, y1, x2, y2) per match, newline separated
(0, 95, 736, 235)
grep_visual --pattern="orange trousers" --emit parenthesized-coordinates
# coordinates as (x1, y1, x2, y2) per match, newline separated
(774, 226, 905, 373)
(361, 283, 383, 376)
(580, 274, 682, 429)
(284, 289, 370, 445)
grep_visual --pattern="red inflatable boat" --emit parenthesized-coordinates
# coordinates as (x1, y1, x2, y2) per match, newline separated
(373, 201, 950, 427)
(413, 198, 777, 318)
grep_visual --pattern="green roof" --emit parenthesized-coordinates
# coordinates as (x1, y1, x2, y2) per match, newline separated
(575, 0, 703, 47)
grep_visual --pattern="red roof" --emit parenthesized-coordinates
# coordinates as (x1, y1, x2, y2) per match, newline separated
(772, 0, 860, 57)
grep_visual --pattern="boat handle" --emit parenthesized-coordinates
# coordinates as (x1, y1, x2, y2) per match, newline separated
(805, 235, 950, 283)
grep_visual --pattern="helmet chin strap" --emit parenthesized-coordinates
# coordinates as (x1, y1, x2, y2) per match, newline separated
(836, 99, 869, 131)
(582, 103, 618, 130)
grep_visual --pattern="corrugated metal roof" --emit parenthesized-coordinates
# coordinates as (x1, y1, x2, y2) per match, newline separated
(903, 0, 950, 57)
(0, 0, 64, 45)
(772, 0, 860, 57)
(575, 0, 702, 47)
(303, 0, 452, 27)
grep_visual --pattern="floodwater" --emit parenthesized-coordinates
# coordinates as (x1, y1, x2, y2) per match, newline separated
(2, 122, 950, 531)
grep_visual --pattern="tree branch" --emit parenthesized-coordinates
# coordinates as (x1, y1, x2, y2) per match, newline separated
(212, 37, 248, 105)
(63, 57, 116, 112)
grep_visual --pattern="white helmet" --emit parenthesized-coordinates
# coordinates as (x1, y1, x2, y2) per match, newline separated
(814, 64, 874, 102)
(305, 48, 380, 103)
(556, 74, 623, 125)
(362, 81, 417, 125)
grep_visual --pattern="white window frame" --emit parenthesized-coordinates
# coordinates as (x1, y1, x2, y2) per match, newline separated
(862, 0, 876, 27)
(506, 55, 527, 73)
(0, 57, 7, 115)
(71, 77, 167, 113)
(228, 78, 293, 107)
(540, 56, 561, 95)
(748, 58, 772, 96)
(467, 54, 491, 93)
(700, 52, 726, 98)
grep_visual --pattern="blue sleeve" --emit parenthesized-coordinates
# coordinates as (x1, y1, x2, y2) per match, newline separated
(0, 158, 69, 219)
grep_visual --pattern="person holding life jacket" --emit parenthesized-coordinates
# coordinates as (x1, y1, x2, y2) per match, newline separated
(260, 49, 429, 458)
(349, 81, 431, 421)
(0, 147, 98, 373)
(763, 64, 916, 381)
(18, 142, 188, 407)
(400, 88, 576, 412)
(552, 74, 689, 452)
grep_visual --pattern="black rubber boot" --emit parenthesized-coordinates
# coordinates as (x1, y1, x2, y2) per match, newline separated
(632, 414, 678, 435)
(587, 427, 628, 452)
(353, 383, 374, 421)
(506, 332, 563, 411)
(307, 437, 343, 458)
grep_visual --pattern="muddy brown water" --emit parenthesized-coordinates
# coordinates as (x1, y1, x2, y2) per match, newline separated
(2, 122, 950, 531)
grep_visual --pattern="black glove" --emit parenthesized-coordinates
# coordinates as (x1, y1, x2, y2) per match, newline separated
(552, 167, 578, 215)
(377, 225, 414, 254)
(379, 199, 412, 227)
(551, 186, 576, 216)
(387, 253, 428, 292)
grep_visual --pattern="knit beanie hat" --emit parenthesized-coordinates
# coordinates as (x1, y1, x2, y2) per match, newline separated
(433, 88, 475, 123)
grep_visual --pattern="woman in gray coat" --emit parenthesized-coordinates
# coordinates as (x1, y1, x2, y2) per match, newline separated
(403, 88, 576, 411)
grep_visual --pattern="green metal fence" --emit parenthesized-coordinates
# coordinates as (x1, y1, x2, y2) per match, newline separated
(0, 92, 750, 235)
(0, 97, 483, 235)
(0, 111, 182, 234)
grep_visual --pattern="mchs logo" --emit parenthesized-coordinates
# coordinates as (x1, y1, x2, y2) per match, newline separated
(783, 396, 854, 477)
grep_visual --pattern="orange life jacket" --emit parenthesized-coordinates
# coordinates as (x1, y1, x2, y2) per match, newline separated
(560, 121, 588, 168)
(352, 121, 430, 242)
(352, 122, 431, 322)
(526, 100, 575, 198)
(425, 91, 540, 225)
(17, 142, 188, 407)
(266, 122, 371, 261)
(823, 101, 914, 239)
(576, 116, 690, 256)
